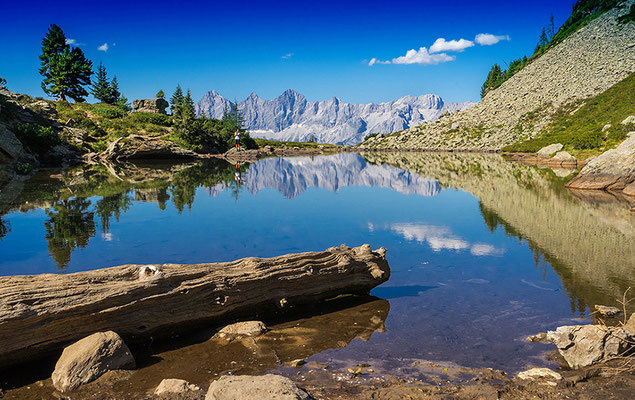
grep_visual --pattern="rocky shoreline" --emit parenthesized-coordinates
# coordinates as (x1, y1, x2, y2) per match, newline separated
(1, 311, 632, 399)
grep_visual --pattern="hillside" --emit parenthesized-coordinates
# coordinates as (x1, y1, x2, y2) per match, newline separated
(362, 2, 635, 151)
(196, 90, 474, 145)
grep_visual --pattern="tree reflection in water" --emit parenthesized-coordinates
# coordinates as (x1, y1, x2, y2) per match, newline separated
(44, 198, 96, 270)
(0, 218, 10, 239)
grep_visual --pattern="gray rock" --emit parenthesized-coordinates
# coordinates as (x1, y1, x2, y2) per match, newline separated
(205, 374, 312, 400)
(625, 313, 635, 335)
(602, 123, 612, 132)
(553, 151, 576, 162)
(101, 135, 198, 160)
(594, 304, 620, 316)
(51, 331, 135, 392)
(621, 115, 635, 125)
(567, 134, 635, 190)
(0, 123, 34, 161)
(216, 321, 267, 340)
(537, 143, 564, 158)
(516, 367, 562, 385)
(546, 324, 633, 369)
(133, 98, 169, 114)
(155, 379, 200, 395)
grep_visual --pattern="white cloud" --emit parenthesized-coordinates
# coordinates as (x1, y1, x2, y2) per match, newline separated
(282, 53, 294, 59)
(66, 38, 79, 45)
(475, 33, 510, 46)
(370, 47, 455, 66)
(97, 43, 109, 52)
(429, 38, 474, 53)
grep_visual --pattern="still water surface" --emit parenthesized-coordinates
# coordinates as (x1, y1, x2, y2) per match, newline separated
(1, 152, 633, 378)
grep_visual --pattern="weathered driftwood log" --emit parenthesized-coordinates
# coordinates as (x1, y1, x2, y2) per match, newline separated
(0, 244, 389, 367)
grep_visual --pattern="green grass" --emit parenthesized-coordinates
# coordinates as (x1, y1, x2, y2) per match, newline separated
(254, 138, 339, 149)
(503, 73, 635, 155)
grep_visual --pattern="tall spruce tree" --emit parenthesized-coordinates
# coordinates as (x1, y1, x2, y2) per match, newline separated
(170, 85, 184, 117)
(39, 24, 93, 102)
(108, 76, 121, 104)
(91, 62, 111, 103)
(182, 89, 195, 121)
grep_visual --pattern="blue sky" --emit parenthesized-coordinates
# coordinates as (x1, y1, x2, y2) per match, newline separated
(0, 0, 573, 104)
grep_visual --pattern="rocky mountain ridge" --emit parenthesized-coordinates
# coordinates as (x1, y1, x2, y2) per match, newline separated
(195, 90, 474, 145)
(363, 2, 635, 151)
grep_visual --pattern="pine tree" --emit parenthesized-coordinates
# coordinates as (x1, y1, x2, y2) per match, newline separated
(548, 14, 556, 39)
(91, 62, 111, 103)
(0, 76, 6, 87)
(182, 89, 195, 121)
(108, 76, 121, 104)
(39, 24, 93, 102)
(480, 64, 503, 98)
(156, 90, 165, 99)
(116, 94, 131, 112)
(230, 99, 245, 129)
(170, 85, 184, 117)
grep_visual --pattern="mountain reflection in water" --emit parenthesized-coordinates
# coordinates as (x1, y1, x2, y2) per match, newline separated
(0, 152, 633, 374)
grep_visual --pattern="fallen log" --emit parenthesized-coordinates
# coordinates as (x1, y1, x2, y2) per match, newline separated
(0, 244, 389, 368)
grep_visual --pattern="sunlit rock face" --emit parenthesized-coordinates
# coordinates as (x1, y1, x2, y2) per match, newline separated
(206, 153, 442, 199)
(195, 89, 474, 145)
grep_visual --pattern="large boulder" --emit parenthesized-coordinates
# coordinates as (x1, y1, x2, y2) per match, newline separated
(553, 151, 576, 163)
(51, 331, 135, 392)
(537, 143, 563, 158)
(101, 135, 198, 160)
(546, 324, 633, 369)
(205, 375, 312, 400)
(133, 98, 169, 114)
(0, 123, 34, 162)
(567, 135, 635, 190)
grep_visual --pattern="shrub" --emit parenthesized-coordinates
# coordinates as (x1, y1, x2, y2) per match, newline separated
(14, 123, 62, 156)
(92, 103, 127, 119)
(13, 161, 33, 175)
(126, 112, 171, 126)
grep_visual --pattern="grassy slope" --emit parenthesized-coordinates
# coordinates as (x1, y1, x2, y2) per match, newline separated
(502, 72, 635, 157)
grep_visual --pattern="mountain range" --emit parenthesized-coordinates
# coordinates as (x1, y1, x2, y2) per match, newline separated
(195, 89, 474, 145)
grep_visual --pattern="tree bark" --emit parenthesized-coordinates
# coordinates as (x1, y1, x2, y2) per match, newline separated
(0, 244, 389, 367)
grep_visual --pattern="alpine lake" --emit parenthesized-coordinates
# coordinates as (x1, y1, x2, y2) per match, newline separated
(1, 151, 633, 398)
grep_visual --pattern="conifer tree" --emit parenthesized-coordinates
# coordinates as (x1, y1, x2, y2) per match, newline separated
(39, 24, 93, 102)
(108, 76, 121, 104)
(0, 76, 6, 87)
(91, 62, 111, 103)
(230, 99, 245, 129)
(170, 85, 184, 117)
(156, 90, 165, 98)
(182, 89, 195, 121)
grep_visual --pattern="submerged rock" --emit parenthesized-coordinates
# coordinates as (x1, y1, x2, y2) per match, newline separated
(51, 331, 135, 392)
(536, 143, 563, 158)
(215, 321, 267, 340)
(516, 367, 562, 386)
(155, 378, 200, 395)
(546, 324, 633, 369)
(205, 374, 312, 400)
(594, 304, 620, 316)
